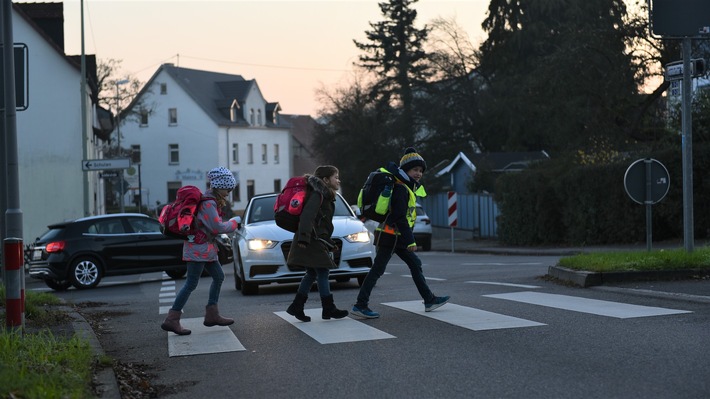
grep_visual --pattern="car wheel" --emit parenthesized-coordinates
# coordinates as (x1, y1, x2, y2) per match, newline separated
(234, 249, 244, 290)
(69, 256, 103, 289)
(166, 269, 186, 279)
(421, 236, 432, 252)
(45, 279, 72, 291)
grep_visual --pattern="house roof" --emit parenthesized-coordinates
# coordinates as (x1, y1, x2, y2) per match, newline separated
(435, 151, 550, 177)
(126, 64, 287, 128)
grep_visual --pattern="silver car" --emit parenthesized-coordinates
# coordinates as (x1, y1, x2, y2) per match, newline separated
(414, 204, 433, 251)
(232, 193, 375, 295)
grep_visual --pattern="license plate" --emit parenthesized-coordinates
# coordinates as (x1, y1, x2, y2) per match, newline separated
(32, 249, 42, 260)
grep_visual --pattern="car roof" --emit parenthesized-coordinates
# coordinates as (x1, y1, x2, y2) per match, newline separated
(48, 213, 150, 228)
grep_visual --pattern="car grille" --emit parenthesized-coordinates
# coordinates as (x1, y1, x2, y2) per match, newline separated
(347, 257, 373, 268)
(281, 238, 343, 270)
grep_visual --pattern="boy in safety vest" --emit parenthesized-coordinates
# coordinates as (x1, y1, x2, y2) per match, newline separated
(351, 148, 450, 318)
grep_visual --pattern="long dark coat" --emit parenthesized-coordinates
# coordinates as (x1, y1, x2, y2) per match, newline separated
(286, 175, 337, 269)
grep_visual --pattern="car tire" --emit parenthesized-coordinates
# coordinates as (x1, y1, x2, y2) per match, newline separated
(166, 269, 186, 279)
(421, 236, 432, 252)
(69, 256, 103, 289)
(45, 279, 72, 291)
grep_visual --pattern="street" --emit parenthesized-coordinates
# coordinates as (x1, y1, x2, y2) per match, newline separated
(28, 251, 710, 398)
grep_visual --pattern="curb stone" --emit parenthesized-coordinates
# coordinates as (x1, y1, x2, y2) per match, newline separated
(66, 306, 121, 399)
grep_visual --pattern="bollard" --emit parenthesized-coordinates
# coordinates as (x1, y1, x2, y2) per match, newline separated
(4, 238, 25, 332)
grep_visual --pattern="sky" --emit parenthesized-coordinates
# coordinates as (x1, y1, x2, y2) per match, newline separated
(51, 0, 490, 116)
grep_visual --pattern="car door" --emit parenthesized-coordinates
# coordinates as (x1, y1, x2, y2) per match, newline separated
(84, 217, 140, 271)
(126, 216, 184, 269)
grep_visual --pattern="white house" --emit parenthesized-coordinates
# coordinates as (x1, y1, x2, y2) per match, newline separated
(119, 64, 293, 213)
(6, 3, 105, 244)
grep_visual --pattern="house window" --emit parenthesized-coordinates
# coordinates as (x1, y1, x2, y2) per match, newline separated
(274, 144, 279, 164)
(131, 145, 141, 164)
(232, 143, 239, 164)
(233, 184, 241, 202)
(168, 108, 178, 125)
(140, 108, 148, 126)
(249, 109, 255, 125)
(169, 144, 179, 164)
(167, 181, 181, 202)
(247, 144, 253, 164)
(160, 83, 167, 95)
(247, 180, 255, 202)
(274, 179, 281, 193)
(261, 144, 267, 164)
(257, 109, 262, 126)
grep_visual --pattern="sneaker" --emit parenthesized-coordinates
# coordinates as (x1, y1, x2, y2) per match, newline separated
(424, 295, 450, 312)
(350, 305, 380, 319)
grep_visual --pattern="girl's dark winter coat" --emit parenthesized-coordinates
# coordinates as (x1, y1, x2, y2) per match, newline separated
(286, 175, 337, 269)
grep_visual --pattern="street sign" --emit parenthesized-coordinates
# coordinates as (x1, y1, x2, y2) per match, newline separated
(664, 59, 706, 81)
(82, 158, 130, 171)
(100, 170, 119, 178)
(624, 158, 670, 205)
(0, 43, 29, 111)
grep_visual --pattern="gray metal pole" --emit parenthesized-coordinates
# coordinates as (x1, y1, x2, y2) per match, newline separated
(80, 0, 90, 216)
(2, 0, 23, 241)
(645, 159, 652, 252)
(0, 0, 6, 284)
(117, 83, 124, 213)
(681, 38, 694, 253)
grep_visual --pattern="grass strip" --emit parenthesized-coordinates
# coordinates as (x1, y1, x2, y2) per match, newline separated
(558, 246, 710, 273)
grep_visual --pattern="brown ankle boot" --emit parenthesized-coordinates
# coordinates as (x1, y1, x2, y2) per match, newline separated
(204, 304, 234, 327)
(161, 310, 191, 335)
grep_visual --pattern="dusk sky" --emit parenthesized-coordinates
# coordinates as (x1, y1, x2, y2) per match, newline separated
(52, 0, 489, 116)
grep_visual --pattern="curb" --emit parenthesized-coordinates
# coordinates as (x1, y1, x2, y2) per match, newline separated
(547, 265, 710, 288)
(66, 307, 121, 399)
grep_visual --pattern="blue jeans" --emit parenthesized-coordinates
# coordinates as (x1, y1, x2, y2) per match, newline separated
(171, 261, 224, 311)
(356, 246, 433, 307)
(297, 267, 331, 298)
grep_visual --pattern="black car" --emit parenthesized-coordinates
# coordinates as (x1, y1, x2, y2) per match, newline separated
(28, 213, 188, 290)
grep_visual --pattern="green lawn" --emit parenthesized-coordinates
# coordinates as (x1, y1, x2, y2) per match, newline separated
(558, 246, 710, 273)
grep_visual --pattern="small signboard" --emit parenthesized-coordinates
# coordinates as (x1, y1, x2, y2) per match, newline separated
(650, 0, 710, 38)
(82, 158, 130, 171)
(0, 43, 29, 111)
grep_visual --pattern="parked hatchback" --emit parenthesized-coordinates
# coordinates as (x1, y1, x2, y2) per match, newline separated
(413, 204, 432, 251)
(28, 213, 187, 290)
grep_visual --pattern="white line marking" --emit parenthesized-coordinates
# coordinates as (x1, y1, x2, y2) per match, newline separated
(461, 262, 544, 266)
(159, 292, 175, 297)
(167, 317, 246, 357)
(162, 280, 176, 286)
(159, 298, 174, 303)
(160, 286, 174, 292)
(274, 309, 395, 344)
(466, 281, 541, 289)
(382, 301, 545, 331)
(159, 306, 171, 315)
(484, 292, 693, 318)
(402, 274, 446, 281)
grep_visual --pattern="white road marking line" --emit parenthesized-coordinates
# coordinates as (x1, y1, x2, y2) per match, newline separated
(167, 317, 246, 357)
(466, 281, 541, 289)
(162, 280, 176, 286)
(159, 292, 175, 297)
(402, 274, 446, 281)
(461, 262, 544, 266)
(382, 301, 545, 331)
(484, 292, 692, 318)
(159, 306, 171, 315)
(274, 309, 395, 344)
(160, 286, 174, 292)
(159, 298, 174, 303)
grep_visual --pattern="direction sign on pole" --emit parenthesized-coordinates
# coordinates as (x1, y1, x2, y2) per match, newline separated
(82, 158, 130, 171)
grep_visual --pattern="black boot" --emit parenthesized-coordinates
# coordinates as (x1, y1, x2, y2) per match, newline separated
(287, 292, 311, 322)
(321, 294, 348, 320)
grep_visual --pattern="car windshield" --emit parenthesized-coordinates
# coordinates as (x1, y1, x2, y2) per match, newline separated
(248, 194, 353, 224)
(416, 206, 427, 217)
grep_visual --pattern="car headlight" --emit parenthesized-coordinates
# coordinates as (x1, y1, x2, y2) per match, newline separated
(344, 231, 370, 243)
(247, 239, 277, 250)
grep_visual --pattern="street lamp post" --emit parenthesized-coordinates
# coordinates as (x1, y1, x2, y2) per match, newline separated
(115, 79, 129, 213)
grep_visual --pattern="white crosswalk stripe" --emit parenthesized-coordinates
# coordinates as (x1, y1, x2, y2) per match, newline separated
(167, 318, 246, 357)
(274, 309, 396, 344)
(383, 300, 545, 331)
(466, 281, 541, 289)
(484, 291, 692, 318)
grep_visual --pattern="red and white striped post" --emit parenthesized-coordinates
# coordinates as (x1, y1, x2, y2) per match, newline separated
(448, 191, 458, 252)
(4, 238, 25, 332)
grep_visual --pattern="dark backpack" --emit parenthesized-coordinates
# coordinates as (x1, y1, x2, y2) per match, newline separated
(159, 186, 213, 242)
(357, 169, 395, 223)
(274, 176, 322, 232)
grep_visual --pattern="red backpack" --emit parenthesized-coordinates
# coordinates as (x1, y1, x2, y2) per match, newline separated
(274, 176, 321, 232)
(159, 186, 214, 243)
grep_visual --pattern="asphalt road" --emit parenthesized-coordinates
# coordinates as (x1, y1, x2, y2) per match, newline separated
(28, 251, 710, 398)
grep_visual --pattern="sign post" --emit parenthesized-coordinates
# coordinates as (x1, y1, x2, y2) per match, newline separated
(448, 191, 457, 253)
(624, 158, 670, 251)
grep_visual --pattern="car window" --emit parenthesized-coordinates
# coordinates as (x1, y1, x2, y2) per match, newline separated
(334, 195, 354, 216)
(127, 217, 161, 233)
(89, 219, 125, 234)
(38, 227, 64, 241)
(416, 206, 427, 217)
(248, 197, 277, 223)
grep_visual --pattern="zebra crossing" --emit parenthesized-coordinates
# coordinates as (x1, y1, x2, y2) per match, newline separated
(162, 280, 693, 357)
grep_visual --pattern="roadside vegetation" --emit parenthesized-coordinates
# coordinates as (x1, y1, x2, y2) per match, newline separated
(558, 246, 710, 273)
(0, 286, 98, 398)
